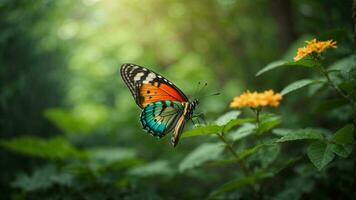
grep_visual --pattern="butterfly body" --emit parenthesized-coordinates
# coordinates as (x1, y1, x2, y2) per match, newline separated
(120, 63, 198, 146)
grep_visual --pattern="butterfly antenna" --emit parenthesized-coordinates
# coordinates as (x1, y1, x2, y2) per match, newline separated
(204, 92, 220, 97)
(192, 81, 202, 99)
(197, 82, 208, 97)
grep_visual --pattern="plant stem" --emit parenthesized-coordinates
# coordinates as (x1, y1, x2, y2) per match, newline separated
(217, 133, 260, 198)
(319, 65, 356, 108)
(351, 1, 356, 198)
(217, 133, 250, 175)
(255, 108, 261, 133)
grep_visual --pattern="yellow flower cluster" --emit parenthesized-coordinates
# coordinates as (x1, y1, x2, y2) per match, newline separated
(294, 39, 337, 61)
(230, 90, 282, 108)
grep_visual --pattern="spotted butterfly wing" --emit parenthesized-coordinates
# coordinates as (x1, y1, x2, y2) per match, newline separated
(120, 63, 189, 108)
(120, 63, 198, 146)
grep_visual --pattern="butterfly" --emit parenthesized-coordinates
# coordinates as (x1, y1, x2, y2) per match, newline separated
(120, 63, 199, 147)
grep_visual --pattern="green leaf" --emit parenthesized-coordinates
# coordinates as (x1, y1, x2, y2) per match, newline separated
(290, 59, 320, 68)
(0, 136, 86, 160)
(329, 55, 356, 72)
(208, 172, 267, 199)
(89, 147, 137, 163)
(272, 174, 314, 200)
(237, 144, 264, 160)
(251, 144, 280, 168)
(256, 59, 319, 76)
(229, 123, 255, 141)
(329, 144, 352, 158)
(45, 109, 90, 134)
(330, 124, 354, 144)
(128, 160, 174, 177)
(224, 118, 255, 133)
(182, 118, 255, 138)
(281, 79, 324, 96)
(45, 105, 108, 134)
(181, 125, 221, 138)
(338, 80, 356, 95)
(272, 128, 293, 136)
(307, 141, 335, 170)
(215, 110, 241, 126)
(11, 165, 73, 191)
(179, 143, 224, 172)
(257, 116, 281, 135)
(256, 60, 286, 76)
(276, 129, 324, 142)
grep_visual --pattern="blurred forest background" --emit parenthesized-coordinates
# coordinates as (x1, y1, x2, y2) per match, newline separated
(0, 0, 355, 199)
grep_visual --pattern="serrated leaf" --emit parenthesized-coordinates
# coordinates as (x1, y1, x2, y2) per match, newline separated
(330, 144, 352, 158)
(330, 124, 354, 144)
(307, 142, 335, 170)
(0, 136, 86, 160)
(215, 110, 241, 126)
(257, 117, 281, 135)
(181, 125, 221, 138)
(128, 160, 174, 177)
(229, 123, 255, 141)
(208, 172, 267, 199)
(281, 79, 324, 96)
(179, 143, 224, 172)
(276, 129, 324, 142)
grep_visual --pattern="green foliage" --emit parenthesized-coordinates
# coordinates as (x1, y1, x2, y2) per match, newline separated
(129, 160, 174, 177)
(229, 123, 255, 141)
(256, 59, 320, 77)
(12, 165, 73, 192)
(208, 172, 267, 199)
(181, 117, 255, 138)
(329, 144, 352, 158)
(307, 141, 335, 170)
(281, 79, 324, 96)
(276, 129, 324, 142)
(330, 124, 354, 145)
(179, 143, 225, 172)
(215, 110, 241, 126)
(0, 136, 86, 160)
(257, 116, 281, 135)
(1, 0, 355, 199)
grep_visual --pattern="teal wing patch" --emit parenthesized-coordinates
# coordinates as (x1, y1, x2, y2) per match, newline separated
(140, 101, 184, 137)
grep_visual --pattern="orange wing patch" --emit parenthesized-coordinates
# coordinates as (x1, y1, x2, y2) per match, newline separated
(140, 83, 186, 107)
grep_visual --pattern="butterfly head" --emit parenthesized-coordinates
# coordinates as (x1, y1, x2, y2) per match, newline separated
(191, 99, 199, 108)
(187, 99, 199, 118)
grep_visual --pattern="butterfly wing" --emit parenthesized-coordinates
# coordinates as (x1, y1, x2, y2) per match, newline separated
(120, 63, 189, 108)
(140, 100, 185, 138)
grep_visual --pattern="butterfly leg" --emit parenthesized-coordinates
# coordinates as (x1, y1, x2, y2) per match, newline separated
(191, 118, 199, 127)
(191, 113, 206, 125)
